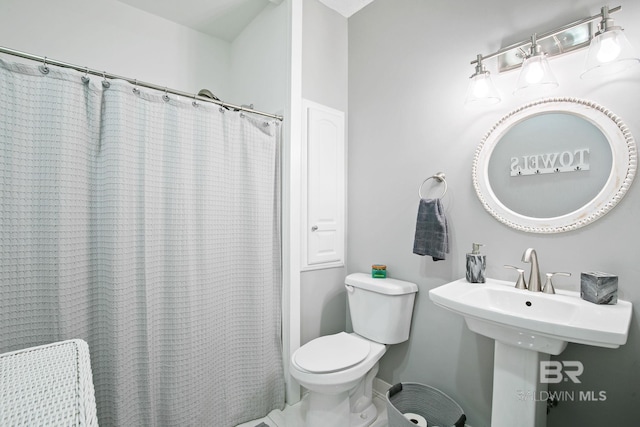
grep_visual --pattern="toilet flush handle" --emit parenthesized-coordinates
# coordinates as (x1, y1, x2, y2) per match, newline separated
(345, 285, 355, 293)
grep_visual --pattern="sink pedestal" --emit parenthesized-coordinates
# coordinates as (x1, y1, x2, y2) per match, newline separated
(492, 342, 549, 427)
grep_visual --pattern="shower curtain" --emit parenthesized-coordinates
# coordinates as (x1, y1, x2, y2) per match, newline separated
(0, 58, 284, 426)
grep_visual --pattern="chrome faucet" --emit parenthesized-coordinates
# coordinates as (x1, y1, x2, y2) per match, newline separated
(522, 248, 542, 292)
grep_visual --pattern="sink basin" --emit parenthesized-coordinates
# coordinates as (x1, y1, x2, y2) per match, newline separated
(430, 278, 633, 427)
(429, 278, 632, 355)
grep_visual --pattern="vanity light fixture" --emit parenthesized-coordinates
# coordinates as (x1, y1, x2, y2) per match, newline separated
(465, 54, 501, 108)
(466, 5, 638, 106)
(581, 5, 640, 79)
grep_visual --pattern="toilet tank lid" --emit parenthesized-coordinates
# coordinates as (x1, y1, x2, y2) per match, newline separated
(345, 273, 418, 295)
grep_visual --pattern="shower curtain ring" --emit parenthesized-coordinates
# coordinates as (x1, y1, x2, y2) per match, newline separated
(192, 93, 199, 107)
(39, 56, 50, 74)
(132, 79, 140, 95)
(102, 71, 110, 89)
(81, 67, 90, 84)
(162, 88, 170, 102)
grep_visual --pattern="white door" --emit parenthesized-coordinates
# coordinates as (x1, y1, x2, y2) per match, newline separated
(302, 100, 345, 269)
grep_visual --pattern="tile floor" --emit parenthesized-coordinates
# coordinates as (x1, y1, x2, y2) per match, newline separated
(236, 380, 472, 427)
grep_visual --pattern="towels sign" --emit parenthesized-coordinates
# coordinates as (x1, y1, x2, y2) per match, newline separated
(510, 148, 590, 177)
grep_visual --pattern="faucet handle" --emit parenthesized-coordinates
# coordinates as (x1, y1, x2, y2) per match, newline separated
(504, 265, 527, 290)
(542, 272, 571, 294)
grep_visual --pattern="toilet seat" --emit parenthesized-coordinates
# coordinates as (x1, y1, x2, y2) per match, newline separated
(294, 332, 370, 374)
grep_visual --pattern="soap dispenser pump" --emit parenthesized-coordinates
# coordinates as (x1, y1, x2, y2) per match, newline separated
(466, 243, 486, 283)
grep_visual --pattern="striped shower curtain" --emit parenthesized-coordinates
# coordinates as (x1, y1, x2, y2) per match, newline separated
(0, 58, 284, 426)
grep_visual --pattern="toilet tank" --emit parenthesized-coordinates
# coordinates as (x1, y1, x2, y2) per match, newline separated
(345, 273, 418, 345)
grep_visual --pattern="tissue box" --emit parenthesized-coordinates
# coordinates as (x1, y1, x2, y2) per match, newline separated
(581, 272, 618, 305)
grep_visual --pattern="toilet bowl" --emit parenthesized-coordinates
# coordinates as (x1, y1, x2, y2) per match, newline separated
(290, 273, 418, 427)
(290, 332, 386, 427)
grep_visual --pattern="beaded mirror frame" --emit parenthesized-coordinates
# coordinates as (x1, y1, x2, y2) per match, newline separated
(472, 98, 637, 233)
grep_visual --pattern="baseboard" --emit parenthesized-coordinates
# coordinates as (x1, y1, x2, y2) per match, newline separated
(373, 377, 392, 399)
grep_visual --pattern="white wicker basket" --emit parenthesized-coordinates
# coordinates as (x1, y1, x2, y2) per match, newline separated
(0, 339, 99, 426)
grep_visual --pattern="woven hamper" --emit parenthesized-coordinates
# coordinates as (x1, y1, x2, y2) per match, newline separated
(386, 382, 466, 427)
(0, 339, 99, 426)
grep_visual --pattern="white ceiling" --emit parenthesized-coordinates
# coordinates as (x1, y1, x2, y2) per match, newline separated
(318, 0, 375, 17)
(117, 0, 273, 41)
(117, 0, 375, 41)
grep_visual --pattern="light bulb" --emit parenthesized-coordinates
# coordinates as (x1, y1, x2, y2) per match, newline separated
(465, 67, 500, 108)
(596, 32, 622, 63)
(514, 53, 558, 95)
(582, 25, 640, 79)
(525, 60, 544, 84)
(473, 76, 490, 97)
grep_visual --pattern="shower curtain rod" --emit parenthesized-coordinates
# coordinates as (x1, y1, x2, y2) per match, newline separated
(0, 45, 284, 121)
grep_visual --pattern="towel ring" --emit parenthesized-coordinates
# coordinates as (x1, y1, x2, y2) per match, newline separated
(418, 172, 447, 199)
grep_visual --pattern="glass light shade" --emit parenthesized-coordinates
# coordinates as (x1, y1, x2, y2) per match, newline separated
(514, 54, 558, 96)
(581, 27, 640, 79)
(465, 71, 501, 108)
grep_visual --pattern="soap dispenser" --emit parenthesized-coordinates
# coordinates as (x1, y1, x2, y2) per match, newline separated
(466, 243, 486, 283)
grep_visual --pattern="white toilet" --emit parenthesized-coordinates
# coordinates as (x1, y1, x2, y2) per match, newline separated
(290, 272, 418, 427)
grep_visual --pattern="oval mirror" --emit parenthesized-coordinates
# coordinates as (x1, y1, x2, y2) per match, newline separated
(472, 98, 636, 233)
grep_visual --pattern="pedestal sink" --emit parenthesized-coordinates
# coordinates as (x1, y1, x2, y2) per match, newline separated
(429, 278, 633, 427)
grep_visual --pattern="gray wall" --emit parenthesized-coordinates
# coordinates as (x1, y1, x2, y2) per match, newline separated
(229, 2, 288, 113)
(300, 0, 349, 346)
(348, 0, 640, 425)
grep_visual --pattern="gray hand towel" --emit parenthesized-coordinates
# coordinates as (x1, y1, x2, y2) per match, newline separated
(413, 198, 449, 261)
